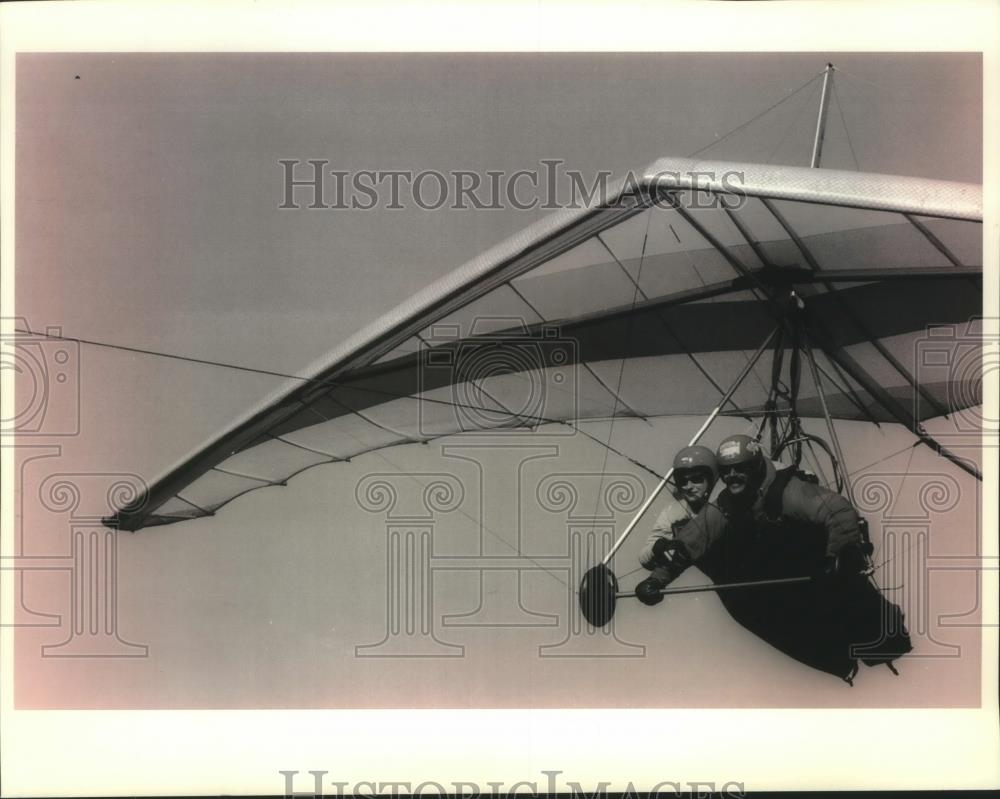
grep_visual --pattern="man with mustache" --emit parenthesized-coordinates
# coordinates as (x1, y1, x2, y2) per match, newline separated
(711, 433, 867, 581)
(633, 433, 909, 681)
(639, 434, 866, 590)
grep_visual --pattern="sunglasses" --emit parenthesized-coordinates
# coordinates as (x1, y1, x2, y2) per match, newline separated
(719, 464, 754, 477)
(675, 473, 709, 487)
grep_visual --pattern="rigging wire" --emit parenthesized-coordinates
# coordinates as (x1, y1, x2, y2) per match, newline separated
(665, 220, 773, 402)
(865, 444, 919, 588)
(365, 446, 573, 590)
(594, 224, 748, 409)
(831, 80, 861, 171)
(585, 211, 655, 563)
(43, 58, 974, 546)
(505, 281, 652, 424)
(845, 440, 920, 479)
(21, 327, 674, 500)
(887, 440, 919, 520)
(765, 76, 823, 165)
(831, 66, 894, 95)
(685, 70, 826, 159)
(665, 196, 884, 475)
(175, 369, 578, 590)
(15, 269, 862, 441)
(7, 324, 645, 459)
(13, 326, 316, 383)
(814, 349, 876, 428)
(803, 436, 833, 490)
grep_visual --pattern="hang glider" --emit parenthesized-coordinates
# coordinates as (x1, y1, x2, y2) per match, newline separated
(105, 157, 983, 531)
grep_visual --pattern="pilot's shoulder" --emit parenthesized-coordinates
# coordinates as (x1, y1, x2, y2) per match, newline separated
(783, 474, 851, 515)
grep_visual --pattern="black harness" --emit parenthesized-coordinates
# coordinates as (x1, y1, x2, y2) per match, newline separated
(706, 467, 906, 682)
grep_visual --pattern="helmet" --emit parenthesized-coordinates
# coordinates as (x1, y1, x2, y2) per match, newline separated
(672, 445, 718, 483)
(716, 434, 764, 469)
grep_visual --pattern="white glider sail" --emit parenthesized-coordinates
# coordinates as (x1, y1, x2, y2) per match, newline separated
(106, 157, 983, 531)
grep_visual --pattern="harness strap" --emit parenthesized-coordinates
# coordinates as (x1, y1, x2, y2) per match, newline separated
(763, 466, 798, 521)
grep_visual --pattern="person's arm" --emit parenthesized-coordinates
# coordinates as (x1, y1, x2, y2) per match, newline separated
(635, 503, 729, 605)
(642, 503, 727, 574)
(672, 503, 728, 562)
(635, 502, 689, 604)
(638, 501, 688, 572)
(783, 480, 861, 557)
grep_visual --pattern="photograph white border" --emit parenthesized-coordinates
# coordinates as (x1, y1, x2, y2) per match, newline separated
(2, 1, 997, 794)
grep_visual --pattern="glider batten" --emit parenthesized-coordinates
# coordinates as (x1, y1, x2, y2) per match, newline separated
(206, 279, 980, 452)
(108, 158, 984, 531)
(109, 199, 652, 530)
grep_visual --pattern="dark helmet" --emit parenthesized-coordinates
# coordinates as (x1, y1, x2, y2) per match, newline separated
(716, 434, 764, 470)
(672, 445, 718, 484)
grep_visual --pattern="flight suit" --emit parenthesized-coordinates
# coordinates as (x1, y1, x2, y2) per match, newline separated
(642, 460, 911, 682)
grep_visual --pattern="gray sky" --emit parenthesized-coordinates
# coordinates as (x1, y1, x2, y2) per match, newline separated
(14, 52, 984, 709)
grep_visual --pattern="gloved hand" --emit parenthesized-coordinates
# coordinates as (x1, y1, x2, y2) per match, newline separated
(635, 575, 667, 606)
(816, 555, 838, 585)
(650, 537, 671, 565)
(651, 536, 687, 568)
(835, 543, 868, 580)
(816, 543, 868, 585)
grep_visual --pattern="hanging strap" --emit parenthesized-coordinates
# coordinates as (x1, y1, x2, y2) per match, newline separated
(763, 466, 799, 521)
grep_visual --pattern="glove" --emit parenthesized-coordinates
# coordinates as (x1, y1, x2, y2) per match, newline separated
(651, 537, 673, 566)
(816, 544, 868, 585)
(635, 575, 667, 606)
(651, 536, 691, 569)
(816, 555, 838, 586)
(835, 543, 868, 580)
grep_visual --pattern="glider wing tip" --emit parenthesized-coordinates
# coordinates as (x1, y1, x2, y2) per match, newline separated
(103, 511, 141, 531)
